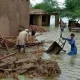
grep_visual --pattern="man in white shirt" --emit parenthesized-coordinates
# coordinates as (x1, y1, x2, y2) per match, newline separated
(16, 29, 29, 53)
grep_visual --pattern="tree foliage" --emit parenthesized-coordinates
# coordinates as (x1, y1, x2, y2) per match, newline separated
(33, 0, 59, 12)
(62, 0, 80, 20)
(31, 0, 80, 20)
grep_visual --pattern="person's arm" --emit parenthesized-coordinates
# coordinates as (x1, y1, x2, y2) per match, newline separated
(61, 37, 68, 40)
(26, 33, 28, 43)
(68, 39, 75, 45)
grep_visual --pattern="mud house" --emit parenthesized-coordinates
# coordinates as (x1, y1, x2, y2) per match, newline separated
(30, 9, 59, 27)
(0, 0, 30, 36)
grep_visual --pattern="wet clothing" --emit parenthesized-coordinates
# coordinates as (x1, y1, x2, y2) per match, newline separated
(16, 31, 28, 52)
(60, 24, 65, 32)
(30, 25, 36, 36)
(16, 45, 25, 52)
(31, 30, 36, 36)
(62, 37, 77, 55)
(16, 31, 28, 45)
(60, 20, 64, 32)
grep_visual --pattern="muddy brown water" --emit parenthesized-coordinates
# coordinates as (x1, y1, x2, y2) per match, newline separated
(1, 27, 80, 80)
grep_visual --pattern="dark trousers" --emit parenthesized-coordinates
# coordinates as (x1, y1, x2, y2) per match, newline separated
(16, 45, 25, 52)
(31, 31, 36, 36)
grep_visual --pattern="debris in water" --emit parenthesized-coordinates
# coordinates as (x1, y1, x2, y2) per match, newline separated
(0, 57, 61, 78)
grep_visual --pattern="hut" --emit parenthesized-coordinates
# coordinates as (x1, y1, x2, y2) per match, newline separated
(30, 9, 59, 27)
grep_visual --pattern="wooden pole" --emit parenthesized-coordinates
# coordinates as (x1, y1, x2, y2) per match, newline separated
(0, 33, 10, 53)
(0, 52, 16, 61)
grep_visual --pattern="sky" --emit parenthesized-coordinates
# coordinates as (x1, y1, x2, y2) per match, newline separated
(30, 0, 65, 7)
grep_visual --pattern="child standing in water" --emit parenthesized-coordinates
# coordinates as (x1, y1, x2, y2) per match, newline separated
(61, 33, 77, 55)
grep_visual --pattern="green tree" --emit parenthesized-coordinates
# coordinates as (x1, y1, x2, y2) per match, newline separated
(33, 0, 59, 12)
(32, 0, 80, 21)
(62, 0, 80, 20)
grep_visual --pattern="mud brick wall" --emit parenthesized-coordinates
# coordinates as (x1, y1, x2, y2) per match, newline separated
(0, 0, 30, 36)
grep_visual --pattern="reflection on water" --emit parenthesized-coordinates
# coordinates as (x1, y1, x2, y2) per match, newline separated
(1, 27, 80, 80)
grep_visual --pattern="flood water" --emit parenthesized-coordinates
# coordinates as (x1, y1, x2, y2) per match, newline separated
(1, 26, 80, 80)
(40, 26, 80, 80)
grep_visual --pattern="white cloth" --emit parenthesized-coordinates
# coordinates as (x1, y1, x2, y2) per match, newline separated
(16, 31, 28, 45)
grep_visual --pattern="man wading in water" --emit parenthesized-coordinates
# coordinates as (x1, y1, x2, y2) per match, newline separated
(61, 33, 77, 64)
(60, 19, 65, 32)
(16, 29, 29, 53)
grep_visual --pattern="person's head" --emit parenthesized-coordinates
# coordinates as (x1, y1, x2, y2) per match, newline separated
(60, 19, 62, 22)
(70, 33, 75, 39)
(24, 29, 29, 33)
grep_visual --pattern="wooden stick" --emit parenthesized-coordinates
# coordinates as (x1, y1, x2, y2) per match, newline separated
(2, 36, 17, 39)
(26, 42, 43, 46)
(0, 33, 10, 53)
(0, 52, 16, 61)
(43, 41, 53, 43)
